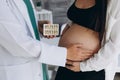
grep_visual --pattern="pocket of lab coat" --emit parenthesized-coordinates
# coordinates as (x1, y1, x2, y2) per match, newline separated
(0, 62, 34, 80)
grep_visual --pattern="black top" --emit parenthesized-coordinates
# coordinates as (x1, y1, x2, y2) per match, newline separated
(67, 1, 97, 31)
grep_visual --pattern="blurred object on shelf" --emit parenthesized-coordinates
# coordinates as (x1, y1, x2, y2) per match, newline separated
(33, 0, 44, 11)
(36, 0, 42, 11)
(36, 9, 53, 24)
(42, 0, 74, 25)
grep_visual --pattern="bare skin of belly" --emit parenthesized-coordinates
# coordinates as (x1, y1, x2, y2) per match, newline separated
(59, 23, 100, 53)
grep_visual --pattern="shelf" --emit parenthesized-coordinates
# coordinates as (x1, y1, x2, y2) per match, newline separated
(36, 9, 53, 23)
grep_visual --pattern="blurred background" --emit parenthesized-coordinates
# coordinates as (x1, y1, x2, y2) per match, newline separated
(33, 0, 74, 24)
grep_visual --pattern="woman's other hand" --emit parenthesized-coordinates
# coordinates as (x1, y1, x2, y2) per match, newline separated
(66, 60, 80, 72)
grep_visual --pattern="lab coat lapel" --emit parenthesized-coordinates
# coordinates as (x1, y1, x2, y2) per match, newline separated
(105, 13, 116, 41)
(104, 0, 117, 41)
(13, 0, 36, 39)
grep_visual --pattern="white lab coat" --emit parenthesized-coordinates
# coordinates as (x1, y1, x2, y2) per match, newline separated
(0, 0, 67, 80)
(80, 0, 120, 80)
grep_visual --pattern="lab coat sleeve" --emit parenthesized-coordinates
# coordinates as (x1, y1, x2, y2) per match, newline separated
(0, 22, 67, 66)
(39, 42, 67, 66)
(80, 18, 120, 71)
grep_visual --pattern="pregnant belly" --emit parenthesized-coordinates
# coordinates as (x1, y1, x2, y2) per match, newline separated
(59, 24, 100, 53)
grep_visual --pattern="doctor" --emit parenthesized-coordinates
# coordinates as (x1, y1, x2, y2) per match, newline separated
(0, 0, 92, 80)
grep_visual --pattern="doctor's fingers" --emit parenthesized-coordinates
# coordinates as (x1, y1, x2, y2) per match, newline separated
(66, 50, 93, 62)
(44, 35, 56, 39)
(78, 47, 94, 53)
(67, 44, 91, 62)
(72, 51, 93, 62)
(38, 20, 50, 27)
(79, 52, 94, 61)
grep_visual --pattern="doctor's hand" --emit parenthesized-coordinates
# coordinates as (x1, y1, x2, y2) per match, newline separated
(38, 20, 55, 39)
(66, 43, 94, 62)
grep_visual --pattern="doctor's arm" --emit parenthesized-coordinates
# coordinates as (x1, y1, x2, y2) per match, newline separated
(0, 2, 86, 67)
(0, 22, 85, 66)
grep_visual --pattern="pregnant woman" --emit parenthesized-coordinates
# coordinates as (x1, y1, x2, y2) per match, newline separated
(55, 0, 107, 80)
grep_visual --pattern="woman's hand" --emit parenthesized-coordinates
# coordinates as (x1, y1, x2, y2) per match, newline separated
(66, 59, 80, 72)
(38, 20, 56, 39)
